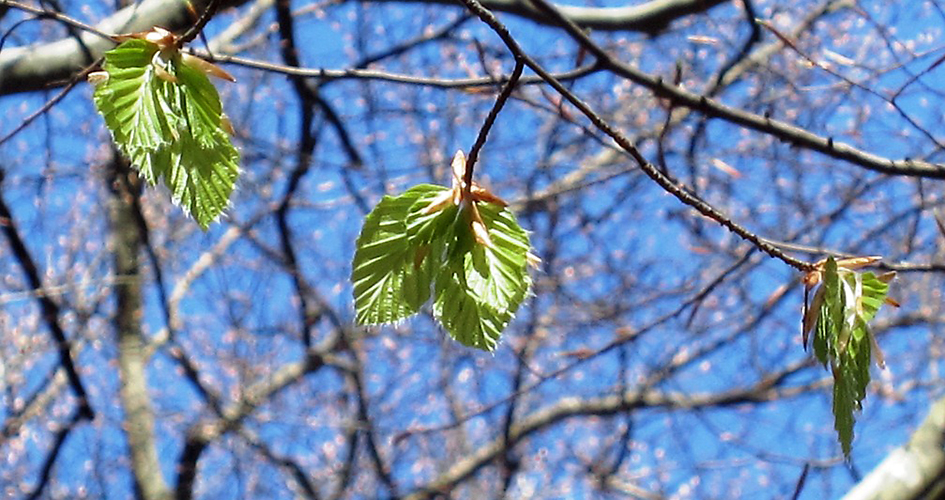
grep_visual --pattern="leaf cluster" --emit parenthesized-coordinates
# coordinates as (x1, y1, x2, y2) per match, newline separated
(803, 256, 894, 457)
(351, 184, 533, 351)
(92, 34, 239, 229)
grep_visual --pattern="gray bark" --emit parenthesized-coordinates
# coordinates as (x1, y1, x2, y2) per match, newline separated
(0, 0, 728, 96)
(0, 0, 242, 95)
(842, 396, 945, 500)
(109, 156, 170, 500)
(366, 0, 729, 32)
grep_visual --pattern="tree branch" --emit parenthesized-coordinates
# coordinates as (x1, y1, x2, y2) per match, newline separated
(0, 171, 94, 419)
(406, 367, 809, 499)
(107, 156, 170, 500)
(523, 0, 945, 179)
(842, 395, 945, 500)
(361, 0, 728, 33)
(175, 349, 333, 499)
(24, 407, 85, 500)
(0, 0, 248, 95)
(0, 0, 724, 96)
(459, 0, 815, 271)
(464, 59, 523, 194)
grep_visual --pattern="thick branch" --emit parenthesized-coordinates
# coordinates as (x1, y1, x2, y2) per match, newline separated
(842, 396, 945, 500)
(406, 374, 800, 499)
(0, 0, 722, 96)
(0, 0, 247, 95)
(108, 157, 170, 500)
(361, 0, 728, 32)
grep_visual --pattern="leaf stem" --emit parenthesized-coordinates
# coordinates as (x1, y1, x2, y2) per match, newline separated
(463, 59, 524, 198)
(177, 0, 221, 47)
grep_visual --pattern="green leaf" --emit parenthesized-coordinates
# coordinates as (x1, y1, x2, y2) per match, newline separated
(352, 185, 450, 325)
(832, 367, 856, 457)
(808, 257, 893, 458)
(857, 272, 889, 323)
(433, 202, 531, 351)
(92, 38, 240, 229)
(352, 183, 534, 352)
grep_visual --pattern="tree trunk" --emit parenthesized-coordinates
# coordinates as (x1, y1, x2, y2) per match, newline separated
(108, 154, 170, 500)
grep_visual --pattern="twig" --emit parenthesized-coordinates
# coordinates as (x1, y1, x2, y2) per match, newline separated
(204, 52, 599, 88)
(0, 59, 101, 147)
(757, 18, 945, 151)
(463, 60, 524, 194)
(355, 14, 471, 69)
(178, 0, 221, 46)
(274, 0, 326, 348)
(0, 0, 115, 41)
(0, 171, 94, 419)
(790, 464, 811, 500)
(25, 408, 85, 500)
(714, 0, 761, 87)
(460, 0, 814, 271)
(518, 0, 945, 179)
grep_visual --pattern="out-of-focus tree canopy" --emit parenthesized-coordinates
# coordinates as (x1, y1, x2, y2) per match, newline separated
(1, 0, 944, 498)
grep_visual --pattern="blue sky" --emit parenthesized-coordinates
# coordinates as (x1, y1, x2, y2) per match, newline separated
(1, 0, 944, 498)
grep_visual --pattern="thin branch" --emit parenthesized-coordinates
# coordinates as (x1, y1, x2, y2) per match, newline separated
(25, 407, 85, 500)
(0, 171, 94, 419)
(0, 0, 239, 95)
(237, 427, 321, 499)
(791, 464, 810, 500)
(349, 359, 398, 497)
(0, 58, 100, 147)
(313, 93, 364, 168)
(406, 360, 814, 499)
(38, 0, 95, 63)
(175, 349, 337, 500)
(178, 0, 221, 46)
(464, 60, 524, 194)
(460, 0, 814, 271)
(274, 0, 323, 348)
(757, 18, 945, 151)
(0, 0, 116, 41)
(366, 0, 728, 32)
(523, 0, 945, 179)
(394, 249, 756, 441)
(198, 52, 600, 88)
(354, 14, 471, 68)
(713, 0, 761, 87)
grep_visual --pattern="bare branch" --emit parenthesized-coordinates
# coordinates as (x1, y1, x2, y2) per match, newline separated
(107, 157, 170, 500)
(360, 0, 728, 33)
(0, 171, 94, 420)
(407, 364, 812, 499)
(0, 0, 249, 95)
(524, 0, 945, 179)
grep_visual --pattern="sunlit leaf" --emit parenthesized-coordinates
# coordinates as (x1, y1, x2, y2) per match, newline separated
(806, 256, 893, 458)
(352, 180, 534, 351)
(433, 201, 531, 351)
(92, 37, 240, 229)
(352, 185, 449, 325)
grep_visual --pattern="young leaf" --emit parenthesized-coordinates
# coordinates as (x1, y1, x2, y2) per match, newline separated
(92, 36, 239, 229)
(352, 162, 535, 351)
(804, 256, 893, 458)
(433, 201, 532, 351)
(352, 185, 451, 324)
